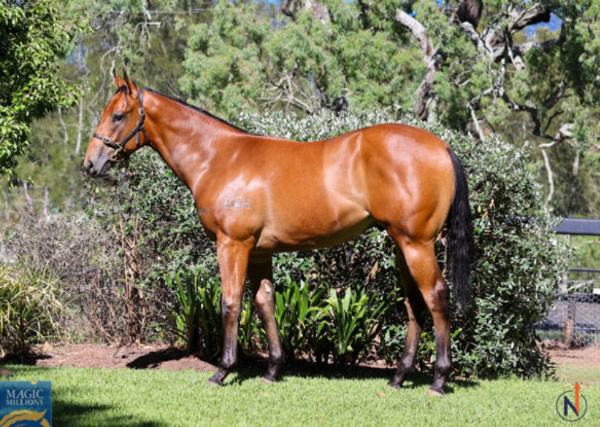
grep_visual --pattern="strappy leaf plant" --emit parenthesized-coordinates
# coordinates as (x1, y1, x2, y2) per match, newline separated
(169, 266, 223, 359)
(316, 287, 390, 366)
(0, 263, 62, 359)
(273, 280, 327, 358)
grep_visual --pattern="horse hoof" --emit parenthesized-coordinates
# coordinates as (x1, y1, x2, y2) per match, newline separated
(387, 380, 402, 389)
(207, 377, 224, 387)
(261, 376, 276, 384)
(425, 388, 444, 397)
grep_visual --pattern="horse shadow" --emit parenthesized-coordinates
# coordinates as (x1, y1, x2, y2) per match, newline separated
(125, 347, 188, 369)
(124, 348, 478, 393)
(0, 351, 53, 366)
(224, 353, 479, 393)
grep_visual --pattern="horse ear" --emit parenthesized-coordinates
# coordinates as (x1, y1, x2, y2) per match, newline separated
(122, 69, 137, 96)
(113, 69, 125, 89)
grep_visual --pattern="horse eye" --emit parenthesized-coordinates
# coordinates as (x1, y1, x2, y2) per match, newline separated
(112, 112, 125, 123)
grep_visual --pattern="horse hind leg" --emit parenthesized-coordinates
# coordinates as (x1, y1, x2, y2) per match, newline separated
(388, 249, 427, 389)
(248, 256, 284, 382)
(390, 234, 452, 396)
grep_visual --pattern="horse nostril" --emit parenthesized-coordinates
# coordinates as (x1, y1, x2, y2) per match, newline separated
(86, 160, 95, 175)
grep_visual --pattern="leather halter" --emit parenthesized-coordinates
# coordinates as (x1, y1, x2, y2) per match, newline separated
(93, 89, 150, 156)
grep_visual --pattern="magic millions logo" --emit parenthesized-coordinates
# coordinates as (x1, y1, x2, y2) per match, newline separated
(0, 381, 52, 427)
(556, 383, 588, 422)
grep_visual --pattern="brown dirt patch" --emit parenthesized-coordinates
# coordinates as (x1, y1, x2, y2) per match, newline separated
(545, 345, 600, 367)
(29, 343, 217, 372)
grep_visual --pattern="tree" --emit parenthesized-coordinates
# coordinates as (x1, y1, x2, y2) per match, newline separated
(2, 0, 212, 215)
(0, 0, 81, 175)
(180, 0, 422, 118)
(391, 0, 600, 216)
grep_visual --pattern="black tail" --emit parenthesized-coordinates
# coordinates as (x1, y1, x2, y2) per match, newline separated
(446, 148, 474, 310)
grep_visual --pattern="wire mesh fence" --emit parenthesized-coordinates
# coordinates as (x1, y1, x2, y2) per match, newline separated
(537, 290, 600, 383)
(537, 293, 600, 349)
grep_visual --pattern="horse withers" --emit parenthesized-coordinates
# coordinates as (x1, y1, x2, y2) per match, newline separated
(84, 72, 473, 396)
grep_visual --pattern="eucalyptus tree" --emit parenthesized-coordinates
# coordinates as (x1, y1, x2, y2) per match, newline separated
(0, 0, 82, 176)
(5, 0, 211, 213)
(394, 0, 600, 216)
(180, 0, 423, 117)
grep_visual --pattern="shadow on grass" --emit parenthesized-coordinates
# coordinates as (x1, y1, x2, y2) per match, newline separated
(2, 367, 166, 427)
(228, 353, 479, 393)
(126, 347, 188, 369)
(124, 347, 479, 393)
(0, 351, 52, 366)
(53, 399, 164, 427)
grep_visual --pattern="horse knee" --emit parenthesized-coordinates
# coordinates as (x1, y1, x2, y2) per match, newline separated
(270, 347, 284, 365)
(222, 297, 241, 320)
(254, 279, 274, 308)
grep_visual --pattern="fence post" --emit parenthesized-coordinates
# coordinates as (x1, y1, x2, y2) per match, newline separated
(563, 294, 575, 348)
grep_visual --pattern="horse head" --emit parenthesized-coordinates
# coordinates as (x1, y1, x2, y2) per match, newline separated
(84, 70, 149, 176)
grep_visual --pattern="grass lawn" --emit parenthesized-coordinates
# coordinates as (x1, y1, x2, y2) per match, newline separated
(1, 364, 599, 426)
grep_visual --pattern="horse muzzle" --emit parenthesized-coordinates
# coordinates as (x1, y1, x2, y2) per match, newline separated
(84, 156, 114, 177)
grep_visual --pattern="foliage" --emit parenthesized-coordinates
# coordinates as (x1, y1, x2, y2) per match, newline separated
(0, 0, 81, 175)
(85, 149, 215, 285)
(180, 0, 421, 118)
(0, 263, 62, 358)
(168, 265, 262, 359)
(5, 212, 171, 343)
(316, 288, 390, 366)
(273, 279, 326, 358)
(169, 269, 203, 353)
(1, 0, 211, 220)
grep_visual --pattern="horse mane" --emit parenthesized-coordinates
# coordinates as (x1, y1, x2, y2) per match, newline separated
(143, 88, 251, 134)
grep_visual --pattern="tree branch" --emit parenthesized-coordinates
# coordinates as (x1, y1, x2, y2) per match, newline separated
(468, 103, 485, 141)
(540, 146, 554, 208)
(458, 1, 554, 64)
(395, 10, 439, 119)
(395, 10, 434, 57)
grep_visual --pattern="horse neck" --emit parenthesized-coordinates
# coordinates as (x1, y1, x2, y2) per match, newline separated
(142, 91, 244, 189)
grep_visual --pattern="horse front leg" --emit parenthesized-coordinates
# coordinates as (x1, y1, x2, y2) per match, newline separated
(208, 234, 254, 386)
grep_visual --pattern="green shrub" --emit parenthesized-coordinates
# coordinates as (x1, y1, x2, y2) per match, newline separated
(0, 263, 63, 358)
(168, 266, 222, 359)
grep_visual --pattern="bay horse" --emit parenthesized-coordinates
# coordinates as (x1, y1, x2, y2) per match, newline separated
(84, 72, 473, 396)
